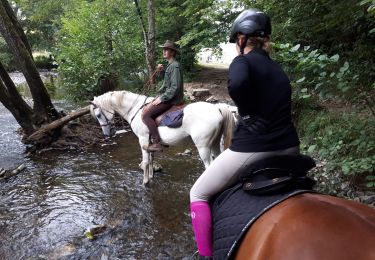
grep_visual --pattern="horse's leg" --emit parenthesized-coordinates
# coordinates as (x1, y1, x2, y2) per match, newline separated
(210, 133, 222, 161)
(191, 127, 219, 168)
(149, 152, 154, 179)
(139, 149, 150, 185)
(196, 146, 212, 168)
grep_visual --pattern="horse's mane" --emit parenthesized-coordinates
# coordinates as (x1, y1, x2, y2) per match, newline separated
(90, 91, 123, 118)
(93, 91, 127, 111)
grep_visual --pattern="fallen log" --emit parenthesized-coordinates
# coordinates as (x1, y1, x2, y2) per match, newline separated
(26, 106, 90, 147)
(0, 164, 26, 180)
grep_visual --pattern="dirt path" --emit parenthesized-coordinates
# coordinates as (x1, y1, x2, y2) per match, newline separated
(184, 64, 232, 103)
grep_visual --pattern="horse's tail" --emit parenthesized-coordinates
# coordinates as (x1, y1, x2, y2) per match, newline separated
(217, 104, 236, 150)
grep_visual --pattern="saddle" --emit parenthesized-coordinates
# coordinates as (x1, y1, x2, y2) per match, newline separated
(212, 154, 317, 259)
(240, 154, 316, 195)
(142, 103, 186, 127)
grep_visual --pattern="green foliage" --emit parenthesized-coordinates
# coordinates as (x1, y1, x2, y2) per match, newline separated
(0, 37, 15, 70)
(298, 109, 375, 186)
(273, 43, 374, 114)
(14, 0, 78, 50)
(33, 54, 56, 70)
(57, 0, 145, 101)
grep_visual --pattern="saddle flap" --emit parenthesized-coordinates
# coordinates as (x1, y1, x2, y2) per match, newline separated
(240, 154, 316, 182)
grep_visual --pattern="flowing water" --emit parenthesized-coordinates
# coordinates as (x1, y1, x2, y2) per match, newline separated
(0, 103, 204, 259)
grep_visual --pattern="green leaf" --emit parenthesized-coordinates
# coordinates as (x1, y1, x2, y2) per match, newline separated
(296, 77, 306, 83)
(302, 94, 311, 99)
(290, 44, 300, 52)
(330, 54, 339, 62)
(307, 144, 316, 153)
(342, 165, 350, 174)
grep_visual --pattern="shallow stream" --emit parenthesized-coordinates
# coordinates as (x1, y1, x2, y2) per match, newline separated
(0, 103, 203, 259)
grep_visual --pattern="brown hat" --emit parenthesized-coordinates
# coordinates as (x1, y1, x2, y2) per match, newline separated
(159, 40, 178, 51)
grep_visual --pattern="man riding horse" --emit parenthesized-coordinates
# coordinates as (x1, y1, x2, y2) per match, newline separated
(142, 40, 184, 152)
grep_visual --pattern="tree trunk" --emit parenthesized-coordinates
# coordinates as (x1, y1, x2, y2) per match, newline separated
(0, 0, 59, 126)
(147, 0, 156, 87)
(101, 0, 117, 93)
(2, 0, 32, 56)
(134, 0, 156, 88)
(0, 61, 35, 134)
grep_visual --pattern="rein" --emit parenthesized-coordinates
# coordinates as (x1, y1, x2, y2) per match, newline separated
(129, 96, 148, 126)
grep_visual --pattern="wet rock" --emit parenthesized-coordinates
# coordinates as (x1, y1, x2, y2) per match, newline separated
(192, 88, 210, 98)
(205, 96, 217, 103)
(84, 225, 107, 240)
(153, 162, 163, 172)
(177, 149, 192, 156)
(360, 195, 375, 205)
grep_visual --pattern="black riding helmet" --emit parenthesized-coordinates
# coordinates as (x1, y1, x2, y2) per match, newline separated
(229, 9, 271, 43)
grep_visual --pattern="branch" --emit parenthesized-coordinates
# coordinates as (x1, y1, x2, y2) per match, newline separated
(26, 106, 90, 146)
(1, 0, 32, 55)
(134, 0, 148, 44)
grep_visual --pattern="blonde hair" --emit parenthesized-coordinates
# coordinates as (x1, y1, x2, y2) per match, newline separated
(247, 36, 272, 53)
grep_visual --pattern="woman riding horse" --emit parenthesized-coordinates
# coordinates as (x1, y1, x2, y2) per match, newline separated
(142, 40, 184, 152)
(189, 9, 300, 259)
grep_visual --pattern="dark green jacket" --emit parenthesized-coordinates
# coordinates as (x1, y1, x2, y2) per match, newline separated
(158, 60, 184, 104)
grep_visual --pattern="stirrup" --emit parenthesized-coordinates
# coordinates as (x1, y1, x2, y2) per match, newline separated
(190, 250, 213, 260)
(190, 251, 199, 260)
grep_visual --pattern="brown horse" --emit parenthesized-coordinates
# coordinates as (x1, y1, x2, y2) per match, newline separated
(235, 193, 375, 260)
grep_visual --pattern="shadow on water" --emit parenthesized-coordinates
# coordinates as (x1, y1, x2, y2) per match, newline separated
(0, 104, 204, 259)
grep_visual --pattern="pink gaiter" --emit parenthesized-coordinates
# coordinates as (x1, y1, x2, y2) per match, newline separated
(190, 201, 213, 257)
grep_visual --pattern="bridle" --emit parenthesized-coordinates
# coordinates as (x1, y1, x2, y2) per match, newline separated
(90, 102, 114, 127)
(91, 95, 148, 132)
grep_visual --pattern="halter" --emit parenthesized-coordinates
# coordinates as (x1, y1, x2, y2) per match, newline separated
(95, 95, 148, 131)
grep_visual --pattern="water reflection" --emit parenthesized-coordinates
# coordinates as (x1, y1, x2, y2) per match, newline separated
(0, 104, 204, 259)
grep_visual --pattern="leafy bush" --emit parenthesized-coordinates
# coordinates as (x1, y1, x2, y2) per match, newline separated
(297, 109, 375, 187)
(273, 43, 374, 116)
(0, 37, 16, 71)
(33, 54, 57, 70)
(56, 0, 145, 101)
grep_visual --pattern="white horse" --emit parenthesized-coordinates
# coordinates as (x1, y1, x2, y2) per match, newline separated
(90, 91, 235, 185)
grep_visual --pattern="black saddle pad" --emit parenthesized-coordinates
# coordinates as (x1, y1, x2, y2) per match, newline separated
(212, 185, 313, 260)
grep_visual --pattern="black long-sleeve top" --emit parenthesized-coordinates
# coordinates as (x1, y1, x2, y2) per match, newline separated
(228, 48, 300, 152)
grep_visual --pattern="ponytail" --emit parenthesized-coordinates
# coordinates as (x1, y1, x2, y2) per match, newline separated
(247, 36, 272, 53)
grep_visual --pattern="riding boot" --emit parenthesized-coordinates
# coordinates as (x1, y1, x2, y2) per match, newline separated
(190, 201, 213, 258)
(143, 142, 163, 152)
(142, 137, 163, 152)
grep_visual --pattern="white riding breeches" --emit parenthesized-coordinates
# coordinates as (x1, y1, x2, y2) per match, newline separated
(190, 146, 300, 202)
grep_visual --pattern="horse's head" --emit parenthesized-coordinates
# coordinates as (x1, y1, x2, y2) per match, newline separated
(90, 97, 115, 138)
